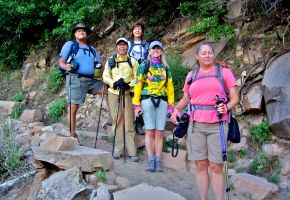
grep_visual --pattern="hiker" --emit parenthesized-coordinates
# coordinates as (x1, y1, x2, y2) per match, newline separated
(128, 22, 149, 64)
(102, 37, 139, 162)
(171, 41, 239, 200)
(59, 23, 104, 139)
(132, 41, 175, 172)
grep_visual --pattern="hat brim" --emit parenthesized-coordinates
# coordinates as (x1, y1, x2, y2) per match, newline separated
(72, 27, 92, 36)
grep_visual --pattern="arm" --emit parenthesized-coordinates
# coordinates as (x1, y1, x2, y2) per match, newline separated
(171, 92, 190, 124)
(59, 57, 72, 71)
(166, 70, 175, 111)
(102, 60, 115, 88)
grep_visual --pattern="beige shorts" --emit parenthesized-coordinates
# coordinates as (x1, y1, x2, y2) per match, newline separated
(186, 121, 228, 164)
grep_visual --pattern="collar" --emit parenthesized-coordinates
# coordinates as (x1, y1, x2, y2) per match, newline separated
(116, 54, 129, 61)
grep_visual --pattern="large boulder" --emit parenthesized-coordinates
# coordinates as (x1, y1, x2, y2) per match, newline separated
(262, 52, 290, 139)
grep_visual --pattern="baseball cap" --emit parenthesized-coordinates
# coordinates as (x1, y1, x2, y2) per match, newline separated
(149, 41, 163, 50)
(116, 37, 128, 45)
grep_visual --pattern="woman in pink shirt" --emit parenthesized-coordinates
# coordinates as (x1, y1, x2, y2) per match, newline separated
(171, 41, 239, 200)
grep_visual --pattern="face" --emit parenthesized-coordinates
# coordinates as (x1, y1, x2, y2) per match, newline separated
(117, 41, 128, 55)
(195, 45, 214, 66)
(74, 28, 87, 40)
(132, 26, 143, 38)
(149, 46, 163, 58)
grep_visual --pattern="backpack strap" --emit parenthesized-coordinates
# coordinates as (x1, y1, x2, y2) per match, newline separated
(128, 40, 135, 55)
(87, 44, 96, 58)
(108, 54, 133, 69)
(142, 60, 168, 86)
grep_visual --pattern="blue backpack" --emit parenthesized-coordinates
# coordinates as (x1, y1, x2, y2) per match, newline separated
(58, 40, 96, 74)
(128, 40, 149, 64)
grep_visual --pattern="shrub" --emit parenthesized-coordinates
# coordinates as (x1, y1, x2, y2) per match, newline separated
(46, 67, 64, 95)
(10, 103, 25, 119)
(12, 91, 25, 102)
(48, 98, 67, 122)
(95, 169, 107, 183)
(0, 122, 22, 173)
(250, 120, 271, 146)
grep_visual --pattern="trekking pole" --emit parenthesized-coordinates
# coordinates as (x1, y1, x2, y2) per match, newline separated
(121, 88, 126, 163)
(69, 72, 72, 135)
(215, 95, 231, 200)
(94, 84, 106, 149)
(112, 89, 122, 157)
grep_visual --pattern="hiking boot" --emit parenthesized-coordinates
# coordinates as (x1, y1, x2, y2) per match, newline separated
(155, 157, 163, 172)
(129, 156, 139, 162)
(146, 156, 155, 172)
(112, 153, 122, 160)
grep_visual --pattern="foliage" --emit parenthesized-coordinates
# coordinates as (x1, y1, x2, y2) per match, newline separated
(249, 152, 281, 183)
(95, 169, 107, 183)
(46, 67, 64, 95)
(0, 122, 22, 173)
(10, 103, 25, 119)
(249, 120, 271, 146)
(12, 91, 25, 102)
(180, 0, 235, 40)
(48, 98, 67, 122)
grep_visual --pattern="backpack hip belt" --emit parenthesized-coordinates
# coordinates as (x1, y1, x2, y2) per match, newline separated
(191, 104, 216, 111)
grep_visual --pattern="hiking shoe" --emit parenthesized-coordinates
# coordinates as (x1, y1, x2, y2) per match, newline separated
(155, 157, 163, 172)
(146, 156, 155, 172)
(129, 156, 139, 162)
(112, 153, 122, 160)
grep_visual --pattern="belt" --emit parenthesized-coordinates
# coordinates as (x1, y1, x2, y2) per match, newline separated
(191, 104, 216, 111)
(70, 73, 94, 79)
(141, 95, 167, 102)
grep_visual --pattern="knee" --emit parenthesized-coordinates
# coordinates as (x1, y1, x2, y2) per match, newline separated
(209, 163, 223, 174)
(195, 160, 209, 172)
(155, 130, 163, 139)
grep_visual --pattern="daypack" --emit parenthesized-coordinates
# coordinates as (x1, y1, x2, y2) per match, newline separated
(187, 64, 240, 143)
(58, 40, 97, 74)
(128, 40, 149, 63)
(108, 54, 133, 69)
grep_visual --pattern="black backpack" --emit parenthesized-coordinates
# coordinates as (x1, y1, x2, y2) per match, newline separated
(108, 54, 133, 69)
(58, 40, 96, 74)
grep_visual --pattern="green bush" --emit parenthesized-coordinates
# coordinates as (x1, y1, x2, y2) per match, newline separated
(12, 91, 25, 102)
(46, 67, 64, 94)
(0, 123, 22, 172)
(10, 103, 25, 119)
(250, 120, 271, 146)
(95, 169, 107, 183)
(48, 98, 67, 122)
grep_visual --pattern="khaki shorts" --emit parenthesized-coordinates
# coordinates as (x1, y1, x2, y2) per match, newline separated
(186, 121, 228, 164)
(65, 74, 103, 104)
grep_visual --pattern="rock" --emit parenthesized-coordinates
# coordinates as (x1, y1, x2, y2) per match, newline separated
(84, 173, 98, 186)
(27, 169, 51, 199)
(225, 0, 243, 20)
(31, 135, 41, 146)
(42, 125, 54, 132)
(242, 84, 263, 113)
(281, 159, 290, 175)
(40, 136, 78, 151)
(0, 101, 16, 115)
(230, 173, 278, 200)
(262, 52, 290, 139)
(262, 143, 285, 156)
(15, 131, 31, 148)
(241, 128, 250, 137)
(76, 130, 98, 148)
(229, 137, 248, 151)
(163, 150, 187, 171)
(32, 159, 45, 169)
(115, 177, 131, 190)
(32, 146, 114, 172)
(28, 91, 37, 100)
(53, 123, 71, 137)
(248, 115, 264, 126)
(113, 183, 187, 200)
(90, 183, 118, 200)
(36, 167, 92, 200)
(20, 109, 42, 123)
(0, 170, 36, 200)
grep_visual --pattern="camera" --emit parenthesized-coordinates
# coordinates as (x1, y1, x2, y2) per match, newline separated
(66, 56, 79, 72)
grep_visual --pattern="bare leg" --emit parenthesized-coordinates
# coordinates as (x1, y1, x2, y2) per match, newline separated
(67, 104, 79, 135)
(195, 160, 209, 200)
(209, 162, 224, 200)
(154, 130, 163, 157)
(145, 129, 155, 156)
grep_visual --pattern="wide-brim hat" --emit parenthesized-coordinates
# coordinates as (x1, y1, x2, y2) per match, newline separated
(116, 37, 128, 45)
(72, 23, 92, 36)
(149, 41, 163, 50)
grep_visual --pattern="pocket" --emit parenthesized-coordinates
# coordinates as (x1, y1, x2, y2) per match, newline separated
(66, 75, 82, 100)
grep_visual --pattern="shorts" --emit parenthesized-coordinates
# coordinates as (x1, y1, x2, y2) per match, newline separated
(141, 98, 167, 130)
(65, 74, 103, 104)
(186, 121, 228, 164)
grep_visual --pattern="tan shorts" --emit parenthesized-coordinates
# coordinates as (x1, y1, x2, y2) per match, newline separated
(186, 121, 228, 164)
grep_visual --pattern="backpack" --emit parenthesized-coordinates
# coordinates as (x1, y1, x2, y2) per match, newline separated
(142, 60, 168, 86)
(128, 40, 149, 63)
(108, 54, 133, 69)
(58, 40, 97, 74)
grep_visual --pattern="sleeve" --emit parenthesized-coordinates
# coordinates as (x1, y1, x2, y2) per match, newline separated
(59, 41, 73, 59)
(102, 59, 115, 88)
(166, 69, 175, 108)
(222, 68, 237, 91)
(93, 48, 102, 63)
(132, 62, 146, 106)
(182, 71, 193, 93)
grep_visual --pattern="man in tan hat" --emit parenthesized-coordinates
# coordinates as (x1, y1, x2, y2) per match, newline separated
(102, 37, 139, 162)
(58, 23, 103, 139)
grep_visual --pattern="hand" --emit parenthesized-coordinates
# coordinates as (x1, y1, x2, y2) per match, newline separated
(166, 110, 172, 118)
(65, 64, 72, 71)
(123, 82, 130, 91)
(113, 78, 124, 90)
(217, 103, 228, 115)
(134, 107, 143, 117)
(171, 109, 181, 124)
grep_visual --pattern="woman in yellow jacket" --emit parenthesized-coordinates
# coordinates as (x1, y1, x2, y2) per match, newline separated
(133, 41, 174, 172)
(103, 37, 139, 162)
